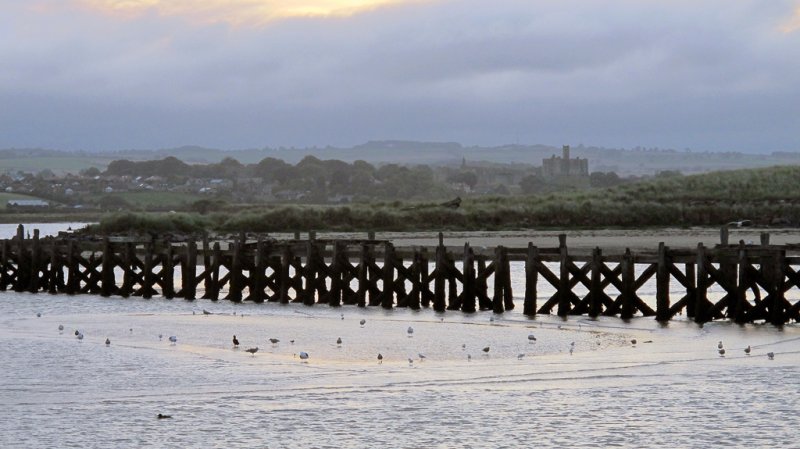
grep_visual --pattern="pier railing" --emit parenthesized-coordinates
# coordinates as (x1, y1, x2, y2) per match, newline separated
(3, 225, 800, 325)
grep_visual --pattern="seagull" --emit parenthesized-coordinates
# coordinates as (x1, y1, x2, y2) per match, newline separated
(745, 345, 751, 355)
(718, 348, 726, 357)
(245, 347, 258, 356)
(377, 353, 383, 364)
(528, 334, 537, 342)
(482, 346, 490, 354)
(569, 347, 574, 356)
(718, 341, 724, 350)
(768, 352, 775, 360)
(74, 330, 80, 336)
(290, 340, 295, 344)
(77, 332, 84, 340)
(203, 309, 212, 315)
(407, 326, 414, 337)
(168, 335, 177, 344)
(58, 324, 64, 332)
(298, 351, 309, 361)
(517, 353, 525, 360)
(129, 328, 133, 333)
(467, 354, 472, 362)
(158, 334, 163, 341)
(418, 353, 426, 362)
(360, 319, 366, 327)
(36, 312, 41, 318)
(232, 335, 239, 347)
(631, 339, 637, 346)
(462, 343, 466, 350)
(105, 338, 110, 345)
(408, 357, 414, 366)
(336, 337, 342, 347)
(157, 414, 172, 419)
(269, 338, 280, 345)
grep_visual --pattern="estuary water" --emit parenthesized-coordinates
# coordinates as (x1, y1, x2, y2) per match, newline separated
(2, 292, 799, 449)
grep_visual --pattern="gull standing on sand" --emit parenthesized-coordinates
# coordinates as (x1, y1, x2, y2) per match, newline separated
(768, 352, 775, 360)
(232, 335, 239, 347)
(377, 353, 383, 364)
(105, 338, 110, 345)
(298, 351, 309, 362)
(245, 347, 258, 356)
(408, 357, 414, 366)
(336, 337, 342, 347)
(745, 345, 751, 355)
(718, 348, 726, 357)
(269, 338, 280, 346)
(528, 334, 536, 343)
(169, 336, 177, 344)
(360, 319, 366, 327)
(418, 353, 426, 362)
(482, 346, 490, 354)
(58, 324, 64, 333)
(77, 332, 84, 340)
(407, 326, 414, 337)
(718, 341, 724, 350)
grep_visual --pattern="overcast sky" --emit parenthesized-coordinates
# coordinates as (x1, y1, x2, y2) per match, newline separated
(1, 0, 799, 153)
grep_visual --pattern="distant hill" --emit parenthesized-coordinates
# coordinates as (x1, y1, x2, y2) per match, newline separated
(1, 141, 798, 176)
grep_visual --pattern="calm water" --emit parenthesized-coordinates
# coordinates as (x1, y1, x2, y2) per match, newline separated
(2, 291, 799, 449)
(2, 223, 800, 447)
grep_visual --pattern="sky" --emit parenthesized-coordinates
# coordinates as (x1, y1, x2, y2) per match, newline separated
(1, 0, 799, 153)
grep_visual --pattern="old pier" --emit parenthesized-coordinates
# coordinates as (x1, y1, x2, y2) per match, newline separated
(3, 225, 800, 325)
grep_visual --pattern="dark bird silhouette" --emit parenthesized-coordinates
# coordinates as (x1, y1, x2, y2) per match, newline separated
(745, 345, 751, 355)
(718, 348, 726, 357)
(202, 309, 212, 315)
(631, 339, 637, 345)
(105, 338, 110, 345)
(298, 351, 309, 361)
(718, 341, 724, 350)
(245, 347, 258, 356)
(74, 330, 80, 336)
(58, 324, 64, 332)
(482, 346, 490, 353)
(768, 352, 775, 360)
(528, 334, 537, 342)
(232, 335, 239, 347)
(360, 319, 366, 327)
(269, 338, 280, 345)
(336, 337, 342, 346)
(157, 414, 172, 419)
(377, 353, 383, 364)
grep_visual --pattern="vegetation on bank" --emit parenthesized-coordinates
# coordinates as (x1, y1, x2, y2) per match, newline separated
(85, 165, 800, 234)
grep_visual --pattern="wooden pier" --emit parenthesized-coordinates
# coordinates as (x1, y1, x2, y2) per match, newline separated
(3, 225, 800, 325)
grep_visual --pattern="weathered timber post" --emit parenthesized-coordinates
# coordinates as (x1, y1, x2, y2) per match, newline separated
(250, 239, 265, 303)
(433, 242, 446, 312)
(694, 243, 709, 323)
(557, 235, 570, 317)
(381, 242, 395, 309)
(142, 242, 155, 299)
(656, 242, 670, 322)
(101, 237, 114, 297)
(303, 241, 318, 306)
(523, 243, 538, 316)
(720, 226, 729, 246)
(419, 247, 432, 308)
(279, 244, 292, 304)
(502, 246, 514, 311)
(228, 238, 243, 302)
(14, 225, 27, 292)
(733, 241, 748, 324)
(409, 250, 422, 310)
(201, 235, 211, 297)
(462, 243, 476, 313)
(477, 258, 491, 310)
(770, 249, 787, 326)
(207, 242, 221, 300)
(329, 241, 343, 307)
(163, 244, 175, 299)
(492, 246, 505, 314)
(760, 232, 770, 246)
(684, 262, 696, 319)
(66, 240, 79, 295)
(589, 247, 603, 318)
(357, 243, 369, 307)
(183, 241, 197, 300)
(28, 229, 41, 293)
(119, 242, 135, 297)
(48, 242, 60, 294)
(0, 240, 9, 290)
(620, 248, 635, 320)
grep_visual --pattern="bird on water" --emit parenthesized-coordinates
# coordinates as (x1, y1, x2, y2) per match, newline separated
(77, 333, 84, 340)
(298, 351, 309, 362)
(169, 335, 177, 344)
(407, 326, 414, 337)
(768, 352, 775, 360)
(718, 348, 726, 357)
(105, 338, 110, 345)
(269, 338, 280, 345)
(377, 353, 383, 364)
(232, 335, 239, 347)
(74, 330, 80, 336)
(718, 341, 724, 350)
(745, 345, 751, 355)
(245, 347, 258, 356)
(58, 324, 64, 332)
(631, 339, 637, 346)
(360, 319, 366, 327)
(482, 346, 490, 354)
(528, 334, 537, 343)
(157, 414, 172, 419)
(336, 337, 342, 347)
(418, 353, 426, 362)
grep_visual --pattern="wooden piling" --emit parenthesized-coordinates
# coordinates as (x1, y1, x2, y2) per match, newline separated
(589, 247, 603, 318)
(557, 236, 570, 317)
(655, 242, 670, 322)
(381, 242, 395, 309)
(620, 248, 635, 320)
(101, 237, 114, 297)
(694, 244, 709, 323)
(523, 243, 538, 316)
(183, 241, 197, 300)
(492, 246, 505, 314)
(462, 243, 476, 313)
